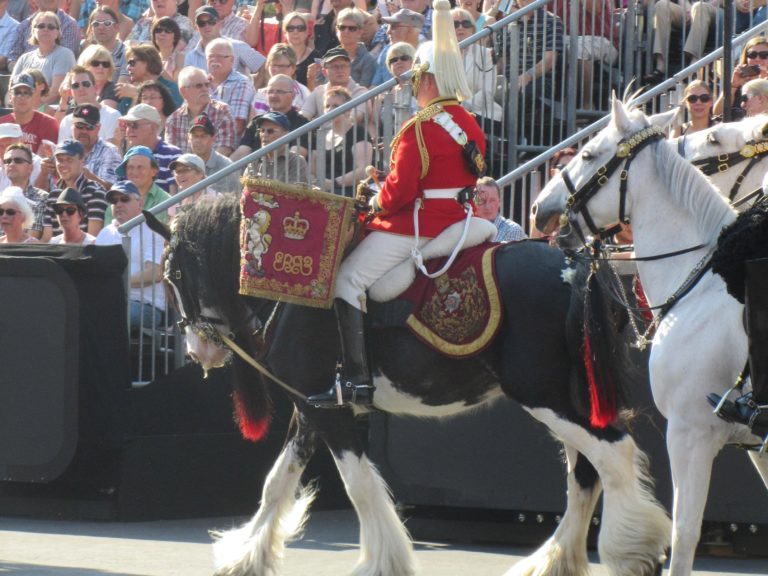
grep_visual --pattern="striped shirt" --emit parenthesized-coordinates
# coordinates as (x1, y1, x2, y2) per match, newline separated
(504, 9, 564, 78)
(84, 139, 123, 186)
(493, 214, 527, 243)
(152, 138, 182, 193)
(166, 100, 238, 153)
(211, 70, 256, 124)
(9, 9, 82, 63)
(220, 12, 248, 42)
(23, 183, 48, 234)
(44, 173, 107, 236)
(77, 0, 150, 27)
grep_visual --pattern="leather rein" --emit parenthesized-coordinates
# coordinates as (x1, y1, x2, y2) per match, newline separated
(691, 139, 768, 201)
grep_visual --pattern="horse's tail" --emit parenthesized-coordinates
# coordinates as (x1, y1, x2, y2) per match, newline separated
(567, 260, 634, 428)
(230, 332, 274, 442)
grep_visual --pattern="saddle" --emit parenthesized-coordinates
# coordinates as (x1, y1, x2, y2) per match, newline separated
(368, 218, 507, 359)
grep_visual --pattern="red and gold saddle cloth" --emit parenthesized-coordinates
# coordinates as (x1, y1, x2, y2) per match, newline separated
(399, 243, 503, 358)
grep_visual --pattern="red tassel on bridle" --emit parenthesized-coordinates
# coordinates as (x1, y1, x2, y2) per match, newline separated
(233, 389, 271, 441)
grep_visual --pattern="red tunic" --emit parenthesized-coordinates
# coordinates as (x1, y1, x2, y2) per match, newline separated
(367, 100, 486, 238)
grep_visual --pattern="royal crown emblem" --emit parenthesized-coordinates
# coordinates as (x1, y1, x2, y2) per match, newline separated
(282, 211, 310, 240)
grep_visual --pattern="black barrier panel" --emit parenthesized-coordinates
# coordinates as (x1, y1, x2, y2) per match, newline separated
(0, 245, 129, 485)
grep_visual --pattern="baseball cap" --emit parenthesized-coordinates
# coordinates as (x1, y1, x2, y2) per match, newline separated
(106, 180, 141, 203)
(382, 9, 426, 27)
(255, 111, 291, 132)
(115, 145, 158, 179)
(0, 124, 22, 139)
(73, 104, 101, 128)
(195, 5, 219, 22)
(53, 187, 86, 210)
(121, 103, 162, 126)
(169, 153, 206, 173)
(323, 46, 351, 66)
(10, 73, 35, 91)
(189, 114, 215, 135)
(54, 139, 85, 157)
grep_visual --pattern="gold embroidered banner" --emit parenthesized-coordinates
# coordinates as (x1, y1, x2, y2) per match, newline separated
(239, 178, 356, 308)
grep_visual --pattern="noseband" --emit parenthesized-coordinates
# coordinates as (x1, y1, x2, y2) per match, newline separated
(559, 125, 666, 244)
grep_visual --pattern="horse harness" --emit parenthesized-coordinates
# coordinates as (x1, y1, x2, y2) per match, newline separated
(690, 139, 768, 201)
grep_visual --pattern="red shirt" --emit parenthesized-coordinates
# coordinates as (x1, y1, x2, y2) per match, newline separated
(368, 101, 486, 238)
(0, 111, 59, 154)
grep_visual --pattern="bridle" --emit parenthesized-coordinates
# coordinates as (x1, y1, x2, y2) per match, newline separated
(691, 138, 768, 202)
(559, 125, 666, 244)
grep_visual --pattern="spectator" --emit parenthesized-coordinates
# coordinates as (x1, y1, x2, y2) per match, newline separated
(2, 143, 47, 238)
(283, 11, 319, 87)
(211, 0, 250, 42)
(475, 176, 526, 242)
(40, 139, 107, 242)
(96, 179, 166, 330)
(49, 187, 97, 245)
(329, 7, 376, 87)
(245, 111, 308, 183)
(11, 11, 77, 105)
(252, 44, 311, 113)
(371, 8, 423, 85)
(735, 0, 767, 32)
(0, 73, 59, 154)
(684, 0, 732, 63)
(0, 0, 19, 74)
(82, 7, 127, 85)
(116, 44, 183, 114)
(7, 0, 81, 71)
(121, 103, 182, 194)
(169, 153, 217, 215)
(380, 42, 417, 129)
(458, 0, 495, 30)
(312, 86, 371, 196)
(108, 146, 171, 224)
(166, 66, 238, 155)
(77, 44, 120, 108)
(740, 78, 768, 117)
(152, 16, 186, 84)
(6, 0, 31, 22)
(207, 38, 257, 139)
(188, 114, 241, 194)
(244, 0, 295, 55)
(313, 0, 354, 57)
(74, 0, 147, 39)
(24, 68, 58, 117)
(713, 35, 768, 118)
(58, 66, 121, 142)
(233, 73, 309, 161)
(453, 8, 501, 122)
(184, 6, 266, 75)
(70, 104, 123, 189)
(0, 186, 40, 244)
(127, 0, 196, 50)
(400, 0, 432, 40)
(642, 0, 688, 84)
(137, 80, 179, 127)
(81, 1, 134, 42)
(670, 80, 715, 138)
(300, 46, 368, 120)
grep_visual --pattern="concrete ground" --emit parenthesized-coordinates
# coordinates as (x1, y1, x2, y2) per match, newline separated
(1, 509, 767, 576)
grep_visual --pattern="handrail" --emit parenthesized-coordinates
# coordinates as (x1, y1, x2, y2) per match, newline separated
(497, 19, 768, 188)
(118, 0, 551, 233)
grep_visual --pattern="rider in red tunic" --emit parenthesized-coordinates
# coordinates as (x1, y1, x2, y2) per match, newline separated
(308, 0, 487, 408)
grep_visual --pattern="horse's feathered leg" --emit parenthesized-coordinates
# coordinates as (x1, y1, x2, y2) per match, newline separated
(505, 446, 599, 576)
(312, 410, 416, 576)
(527, 408, 671, 576)
(212, 408, 318, 576)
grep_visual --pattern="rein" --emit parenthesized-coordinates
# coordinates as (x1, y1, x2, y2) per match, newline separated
(691, 139, 768, 201)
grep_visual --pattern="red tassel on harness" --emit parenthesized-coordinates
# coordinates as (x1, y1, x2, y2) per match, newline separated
(633, 273, 654, 324)
(583, 332, 616, 429)
(233, 389, 271, 442)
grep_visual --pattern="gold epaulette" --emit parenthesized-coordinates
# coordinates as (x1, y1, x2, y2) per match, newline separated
(390, 98, 460, 179)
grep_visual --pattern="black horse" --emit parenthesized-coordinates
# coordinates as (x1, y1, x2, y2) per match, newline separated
(148, 195, 670, 576)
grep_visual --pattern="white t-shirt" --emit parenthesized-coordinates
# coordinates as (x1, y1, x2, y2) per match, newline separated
(58, 104, 121, 142)
(50, 232, 96, 245)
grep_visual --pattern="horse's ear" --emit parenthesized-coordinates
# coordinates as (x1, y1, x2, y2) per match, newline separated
(649, 107, 681, 131)
(143, 209, 172, 242)
(611, 95, 632, 134)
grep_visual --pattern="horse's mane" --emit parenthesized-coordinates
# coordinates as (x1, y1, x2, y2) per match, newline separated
(652, 136, 737, 240)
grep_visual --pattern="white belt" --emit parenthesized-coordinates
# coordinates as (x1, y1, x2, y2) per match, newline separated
(423, 188, 463, 199)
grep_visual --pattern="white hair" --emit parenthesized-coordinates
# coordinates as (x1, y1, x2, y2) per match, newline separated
(205, 38, 233, 57)
(178, 65, 208, 88)
(0, 186, 35, 229)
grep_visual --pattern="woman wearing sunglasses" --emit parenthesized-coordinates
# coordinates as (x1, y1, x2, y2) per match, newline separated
(671, 80, 715, 138)
(78, 44, 120, 109)
(283, 12, 318, 87)
(332, 7, 376, 87)
(0, 187, 40, 244)
(85, 7, 128, 85)
(49, 187, 96, 245)
(11, 12, 76, 106)
(152, 17, 186, 84)
(714, 35, 768, 119)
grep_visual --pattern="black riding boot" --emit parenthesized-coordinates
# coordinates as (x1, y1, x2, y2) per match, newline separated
(307, 299, 374, 408)
(709, 259, 768, 435)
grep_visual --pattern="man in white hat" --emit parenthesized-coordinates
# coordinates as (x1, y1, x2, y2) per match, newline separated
(122, 103, 182, 195)
(0, 123, 41, 190)
(308, 0, 487, 408)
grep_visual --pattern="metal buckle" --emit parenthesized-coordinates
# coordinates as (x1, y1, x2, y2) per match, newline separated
(619, 169, 628, 181)
(598, 175, 608, 186)
(718, 164, 729, 173)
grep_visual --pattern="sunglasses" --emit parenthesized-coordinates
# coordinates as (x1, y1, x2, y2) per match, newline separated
(747, 50, 768, 60)
(454, 19, 474, 29)
(258, 127, 279, 134)
(2, 157, 31, 165)
(285, 24, 307, 32)
(109, 195, 134, 204)
(741, 93, 758, 103)
(35, 23, 59, 30)
(91, 20, 115, 28)
(54, 206, 80, 216)
(71, 80, 93, 90)
(154, 27, 173, 34)
(388, 54, 412, 66)
(0, 208, 19, 216)
(74, 121, 98, 130)
(126, 59, 141, 67)
(196, 18, 217, 27)
(685, 93, 711, 103)
(90, 60, 111, 68)
(336, 24, 359, 32)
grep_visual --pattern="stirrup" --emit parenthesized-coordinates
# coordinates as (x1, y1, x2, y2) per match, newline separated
(710, 383, 741, 417)
(307, 374, 374, 408)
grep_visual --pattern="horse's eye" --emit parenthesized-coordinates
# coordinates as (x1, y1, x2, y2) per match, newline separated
(706, 133, 719, 145)
(581, 150, 594, 161)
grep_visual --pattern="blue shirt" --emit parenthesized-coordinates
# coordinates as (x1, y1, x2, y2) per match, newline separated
(152, 138, 182, 193)
(0, 12, 19, 64)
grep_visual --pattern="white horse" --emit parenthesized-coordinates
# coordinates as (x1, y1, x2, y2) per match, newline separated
(532, 99, 768, 576)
